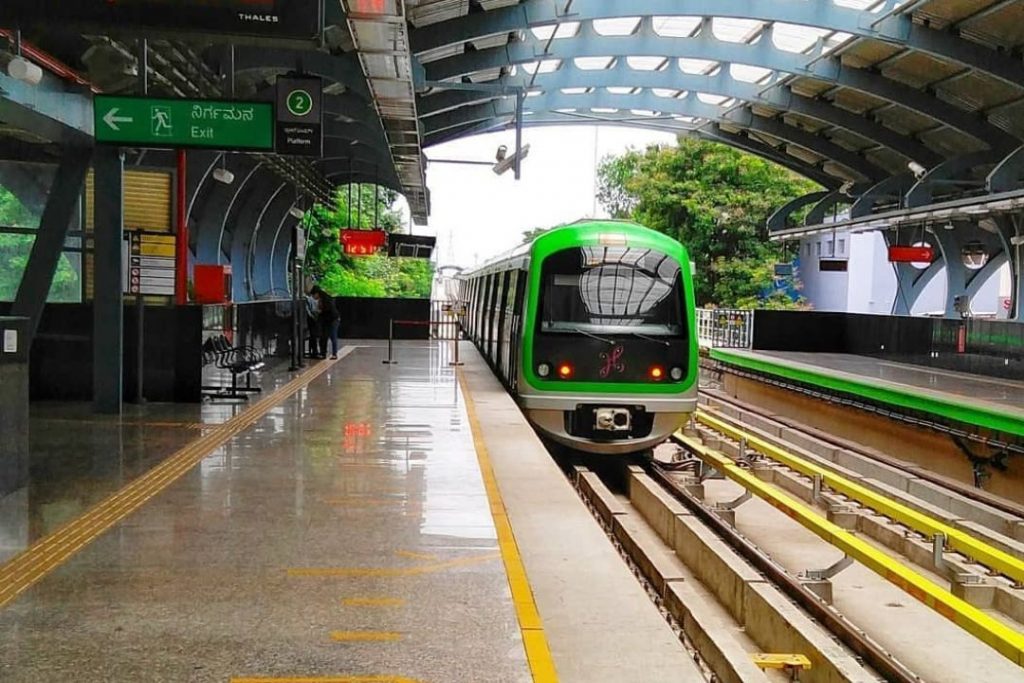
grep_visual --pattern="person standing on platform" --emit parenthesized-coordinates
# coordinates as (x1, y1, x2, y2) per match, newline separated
(312, 286, 340, 360)
(306, 288, 322, 358)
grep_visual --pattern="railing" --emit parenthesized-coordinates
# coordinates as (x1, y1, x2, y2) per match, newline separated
(429, 299, 465, 342)
(697, 308, 754, 349)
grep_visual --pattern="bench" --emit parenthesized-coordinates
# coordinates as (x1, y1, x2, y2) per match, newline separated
(201, 334, 265, 401)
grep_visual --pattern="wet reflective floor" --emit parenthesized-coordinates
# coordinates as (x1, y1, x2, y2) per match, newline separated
(745, 350, 1024, 417)
(0, 342, 528, 682)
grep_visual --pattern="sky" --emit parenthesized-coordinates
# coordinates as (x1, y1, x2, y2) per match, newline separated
(395, 125, 676, 268)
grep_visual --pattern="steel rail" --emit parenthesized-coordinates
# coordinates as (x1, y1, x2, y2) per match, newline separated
(672, 432, 1024, 667)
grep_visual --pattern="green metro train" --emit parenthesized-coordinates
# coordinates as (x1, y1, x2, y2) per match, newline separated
(460, 220, 699, 455)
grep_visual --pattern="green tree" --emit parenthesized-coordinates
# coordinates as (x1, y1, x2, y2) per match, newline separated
(0, 186, 81, 302)
(302, 185, 434, 299)
(597, 137, 818, 309)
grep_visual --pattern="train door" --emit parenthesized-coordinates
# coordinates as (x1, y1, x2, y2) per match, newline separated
(486, 273, 503, 364)
(500, 272, 518, 384)
(468, 278, 479, 340)
(478, 275, 491, 349)
(495, 271, 512, 378)
(508, 270, 527, 392)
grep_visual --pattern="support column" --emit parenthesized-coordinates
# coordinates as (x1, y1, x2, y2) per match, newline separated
(93, 147, 125, 414)
(931, 227, 970, 318)
(11, 147, 92, 341)
(176, 149, 188, 305)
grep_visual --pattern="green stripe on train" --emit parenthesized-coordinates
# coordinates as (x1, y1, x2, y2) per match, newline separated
(710, 348, 1024, 438)
(521, 220, 699, 395)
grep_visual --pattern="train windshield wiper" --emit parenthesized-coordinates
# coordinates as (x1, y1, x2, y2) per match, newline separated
(572, 326, 616, 345)
(627, 331, 670, 347)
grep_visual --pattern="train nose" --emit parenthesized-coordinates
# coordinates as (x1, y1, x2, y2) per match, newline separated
(595, 407, 632, 432)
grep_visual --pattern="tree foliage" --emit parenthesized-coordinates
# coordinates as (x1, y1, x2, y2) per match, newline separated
(302, 185, 433, 299)
(597, 137, 818, 309)
(0, 186, 80, 302)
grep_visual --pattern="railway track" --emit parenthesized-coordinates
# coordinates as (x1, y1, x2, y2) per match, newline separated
(564, 396, 1024, 682)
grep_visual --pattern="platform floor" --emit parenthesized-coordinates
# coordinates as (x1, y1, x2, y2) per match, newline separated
(711, 348, 1024, 436)
(0, 341, 695, 682)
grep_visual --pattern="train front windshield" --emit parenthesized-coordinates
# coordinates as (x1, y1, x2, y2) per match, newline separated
(539, 246, 685, 336)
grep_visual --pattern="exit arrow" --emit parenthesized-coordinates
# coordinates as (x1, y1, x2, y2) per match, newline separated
(102, 108, 134, 131)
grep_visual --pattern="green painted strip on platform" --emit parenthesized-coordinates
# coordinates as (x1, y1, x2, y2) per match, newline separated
(709, 349, 1024, 439)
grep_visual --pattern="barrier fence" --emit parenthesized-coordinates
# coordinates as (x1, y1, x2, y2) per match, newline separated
(697, 308, 754, 349)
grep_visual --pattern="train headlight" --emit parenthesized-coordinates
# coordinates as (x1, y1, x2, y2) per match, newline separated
(649, 366, 665, 381)
(557, 363, 574, 379)
(537, 362, 551, 378)
(670, 366, 684, 381)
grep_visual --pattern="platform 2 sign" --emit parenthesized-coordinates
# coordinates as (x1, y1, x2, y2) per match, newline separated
(94, 95, 274, 151)
(0, 0, 322, 41)
(275, 76, 323, 157)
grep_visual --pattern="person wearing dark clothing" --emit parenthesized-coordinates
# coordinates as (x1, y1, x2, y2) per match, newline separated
(305, 290, 322, 357)
(312, 287, 340, 359)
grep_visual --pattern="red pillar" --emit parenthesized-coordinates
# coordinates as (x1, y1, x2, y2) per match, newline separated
(175, 149, 188, 305)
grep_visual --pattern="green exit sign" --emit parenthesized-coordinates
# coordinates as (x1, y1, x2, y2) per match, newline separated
(94, 95, 274, 151)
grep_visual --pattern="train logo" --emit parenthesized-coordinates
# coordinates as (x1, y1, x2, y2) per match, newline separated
(599, 345, 626, 378)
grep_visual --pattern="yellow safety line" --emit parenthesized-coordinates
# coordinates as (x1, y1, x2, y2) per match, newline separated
(676, 431, 1024, 667)
(329, 631, 402, 642)
(697, 410, 1024, 586)
(231, 678, 422, 683)
(457, 369, 559, 683)
(0, 354, 348, 610)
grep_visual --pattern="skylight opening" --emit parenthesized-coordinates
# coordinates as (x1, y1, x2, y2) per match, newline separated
(575, 56, 615, 70)
(712, 18, 765, 43)
(593, 17, 641, 36)
(697, 93, 731, 106)
(521, 59, 562, 74)
(530, 21, 581, 41)
(772, 23, 832, 53)
(631, 110, 659, 117)
(561, 87, 590, 95)
(591, 107, 619, 114)
(678, 58, 718, 74)
(730, 64, 774, 83)
(652, 16, 701, 38)
(653, 88, 680, 98)
(607, 86, 638, 95)
(626, 56, 667, 71)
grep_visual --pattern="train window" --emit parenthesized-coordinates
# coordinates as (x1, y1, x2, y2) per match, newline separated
(538, 246, 684, 336)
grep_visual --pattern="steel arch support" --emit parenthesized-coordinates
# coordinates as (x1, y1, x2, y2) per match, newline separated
(987, 145, 1024, 194)
(931, 226, 970, 317)
(10, 147, 91, 341)
(696, 126, 838, 189)
(230, 174, 285, 302)
(850, 174, 916, 219)
(411, 0, 1024, 89)
(965, 251, 1009, 302)
(888, 230, 944, 316)
(270, 212, 298, 298)
(191, 156, 261, 264)
(251, 185, 296, 300)
(804, 190, 849, 226)
(767, 191, 831, 233)
(905, 151, 1004, 208)
(422, 30, 1015, 151)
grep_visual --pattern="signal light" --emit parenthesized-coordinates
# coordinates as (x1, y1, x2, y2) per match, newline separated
(670, 366, 684, 381)
(649, 366, 665, 381)
(557, 363, 574, 379)
(537, 363, 551, 377)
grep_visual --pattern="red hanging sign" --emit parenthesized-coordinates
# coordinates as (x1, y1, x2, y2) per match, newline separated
(340, 229, 387, 256)
(887, 245, 934, 263)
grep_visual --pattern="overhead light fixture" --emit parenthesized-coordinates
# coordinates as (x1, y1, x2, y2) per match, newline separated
(907, 161, 927, 179)
(7, 56, 42, 85)
(288, 207, 305, 220)
(1010, 235, 1024, 246)
(212, 167, 235, 185)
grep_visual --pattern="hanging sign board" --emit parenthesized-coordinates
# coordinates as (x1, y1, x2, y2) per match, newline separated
(340, 229, 387, 256)
(275, 76, 323, 157)
(95, 95, 274, 151)
(0, 0, 322, 41)
(125, 232, 176, 296)
(888, 245, 934, 263)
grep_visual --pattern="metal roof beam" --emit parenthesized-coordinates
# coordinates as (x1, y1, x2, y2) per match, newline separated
(420, 65, 942, 166)
(421, 26, 1016, 151)
(423, 90, 885, 181)
(411, 0, 1024, 89)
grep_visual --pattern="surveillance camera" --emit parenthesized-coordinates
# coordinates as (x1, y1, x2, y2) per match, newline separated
(839, 180, 855, 196)
(288, 207, 305, 220)
(907, 161, 927, 179)
(495, 145, 508, 162)
(493, 144, 530, 175)
(212, 167, 235, 185)
(7, 57, 42, 86)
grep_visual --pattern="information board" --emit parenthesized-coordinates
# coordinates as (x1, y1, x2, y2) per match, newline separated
(125, 232, 176, 296)
(340, 229, 387, 256)
(95, 95, 274, 151)
(0, 0, 321, 40)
